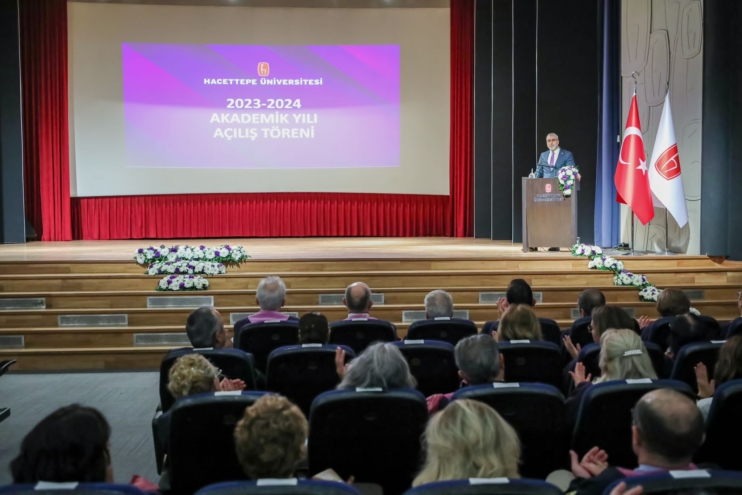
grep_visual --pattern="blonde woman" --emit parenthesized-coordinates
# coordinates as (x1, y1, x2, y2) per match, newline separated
(413, 399, 520, 486)
(497, 304, 542, 341)
(565, 329, 657, 426)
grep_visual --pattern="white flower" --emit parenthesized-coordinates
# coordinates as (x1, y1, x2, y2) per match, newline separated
(689, 307, 701, 316)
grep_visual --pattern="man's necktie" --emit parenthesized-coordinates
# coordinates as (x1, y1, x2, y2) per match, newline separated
(549, 152, 555, 166)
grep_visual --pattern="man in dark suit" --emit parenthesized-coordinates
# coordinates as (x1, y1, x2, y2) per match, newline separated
(535, 132, 577, 178)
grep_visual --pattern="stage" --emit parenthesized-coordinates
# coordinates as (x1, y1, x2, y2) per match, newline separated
(0, 238, 739, 371)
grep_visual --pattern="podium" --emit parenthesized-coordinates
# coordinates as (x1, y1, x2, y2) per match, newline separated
(521, 178, 578, 253)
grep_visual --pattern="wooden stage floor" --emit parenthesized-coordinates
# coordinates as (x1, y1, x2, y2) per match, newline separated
(0, 237, 578, 262)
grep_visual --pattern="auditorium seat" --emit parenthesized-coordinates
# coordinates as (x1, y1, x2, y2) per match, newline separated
(309, 388, 428, 495)
(265, 344, 355, 416)
(391, 340, 460, 397)
(452, 383, 568, 479)
(694, 379, 742, 470)
(699, 315, 723, 340)
(328, 319, 397, 354)
(401, 478, 563, 495)
(406, 318, 477, 347)
(0, 484, 147, 495)
(571, 379, 694, 468)
(604, 470, 742, 494)
(727, 317, 742, 338)
(166, 391, 269, 494)
(234, 321, 299, 373)
(643, 316, 676, 349)
(670, 341, 724, 392)
(568, 317, 593, 349)
(159, 348, 257, 412)
(195, 480, 360, 495)
(497, 341, 562, 389)
(0, 359, 15, 424)
(482, 318, 562, 346)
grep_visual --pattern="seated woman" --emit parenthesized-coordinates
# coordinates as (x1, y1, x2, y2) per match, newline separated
(11, 404, 113, 484)
(413, 399, 520, 486)
(667, 313, 710, 359)
(234, 395, 308, 480)
(566, 329, 657, 426)
(637, 288, 691, 333)
(563, 305, 637, 359)
(336, 342, 416, 390)
(299, 312, 329, 345)
(695, 334, 742, 418)
(497, 304, 542, 341)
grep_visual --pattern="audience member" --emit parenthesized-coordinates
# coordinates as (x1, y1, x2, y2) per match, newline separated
(721, 291, 742, 336)
(566, 329, 657, 426)
(342, 282, 377, 320)
(637, 288, 691, 331)
(567, 389, 705, 495)
(11, 405, 113, 484)
(496, 304, 542, 341)
(185, 307, 230, 349)
(667, 313, 709, 359)
(233, 395, 308, 480)
(240, 276, 298, 326)
(424, 289, 455, 319)
(412, 399, 520, 486)
(426, 334, 505, 413)
(497, 278, 537, 315)
(564, 305, 636, 359)
(694, 334, 742, 418)
(335, 342, 416, 390)
(565, 290, 607, 354)
(298, 312, 329, 344)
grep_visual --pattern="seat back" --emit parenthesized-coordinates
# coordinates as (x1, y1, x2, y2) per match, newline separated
(727, 317, 742, 339)
(235, 321, 299, 373)
(670, 341, 724, 392)
(605, 470, 742, 494)
(309, 388, 428, 495)
(195, 480, 361, 495)
(569, 318, 593, 349)
(452, 383, 568, 479)
(538, 318, 562, 346)
(328, 320, 397, 354)
(0, 359, 16, 377)
(498, 341, 562, 388)
(698, 315, 722, 339)
(645, 316, 676, 349)
(571, 379, 694, 468)
(168, 391, 269, 494)
(695, 379, 742, 470)
(391, 340, 460, 397)
(265, 344, 355, 416)
(406, 319, 477, 347)
(159, 349, 257, 412)
(401, 478, 563, 495)
(0, 484, 147, 495)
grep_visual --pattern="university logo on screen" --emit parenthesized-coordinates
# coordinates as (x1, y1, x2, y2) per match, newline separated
(258, 62, 270, 77)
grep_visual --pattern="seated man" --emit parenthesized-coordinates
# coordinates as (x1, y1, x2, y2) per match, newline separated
(486, 280, 559, 342)
(567, 388, 705, 495)
(427, 334, 504, 413)
(563, 289, 607, 358)
(342, 282, 377, 320)
(184, 306, 231, 349)
(406, 289, 473, 335)
(234, 276, 298, 333)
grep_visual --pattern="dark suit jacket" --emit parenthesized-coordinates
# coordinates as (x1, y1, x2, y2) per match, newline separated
(536, 148, 575, 178)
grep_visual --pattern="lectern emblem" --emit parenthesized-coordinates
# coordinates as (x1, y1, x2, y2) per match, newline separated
(258, 62, 270, 77)
(545, 184, 552, 193)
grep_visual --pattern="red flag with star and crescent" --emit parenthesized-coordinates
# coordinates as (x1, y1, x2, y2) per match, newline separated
(615, 94, 654, 224)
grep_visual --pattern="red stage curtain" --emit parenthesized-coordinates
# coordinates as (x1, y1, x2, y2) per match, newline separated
(71, 193, 451, 239)
(23, 1, 475, 240)
(450, 0, 475, 237)
(20, 0, 72, 241)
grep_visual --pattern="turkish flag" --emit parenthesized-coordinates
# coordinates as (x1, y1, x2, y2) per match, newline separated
(615, 95, 654, 225)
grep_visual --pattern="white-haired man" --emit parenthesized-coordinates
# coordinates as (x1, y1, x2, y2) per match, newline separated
(535, 132, 577, 179)
(233, 276, 298, 335)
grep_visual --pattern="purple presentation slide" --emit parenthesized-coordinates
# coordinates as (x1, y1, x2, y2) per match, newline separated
(122, 43, 400, 169)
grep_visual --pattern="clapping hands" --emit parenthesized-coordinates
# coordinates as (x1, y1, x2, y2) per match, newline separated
(570, 447, 609, 479)
(569, 362, 592, 387)
(563, 335, 581, 359)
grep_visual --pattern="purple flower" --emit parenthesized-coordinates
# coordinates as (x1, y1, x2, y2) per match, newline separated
(215, 251, 221, 256)
(225, 245, 231, 250)
(189, 275, 194, 279)
(179, 283, 186, 289)
(171, 247, 178, 253)
(169, 275, 176, 280)
(137, 248, 144, 253)
(200, 245, 206, 250)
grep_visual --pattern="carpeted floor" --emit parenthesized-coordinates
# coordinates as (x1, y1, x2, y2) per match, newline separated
(0, 371, 160, 485)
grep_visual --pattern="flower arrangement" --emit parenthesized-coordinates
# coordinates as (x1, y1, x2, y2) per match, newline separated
(639, 285, 661, 302)
(557, 165, 580, 197)
(587, 255, 624, 273)
(156, 275, 210, 291)
(134, 244, 250, 265)
(613, 270, 650, 288)
(146, 260, 226, 276)
(571, 243, 603, 258)
(689, 307, 701, 316)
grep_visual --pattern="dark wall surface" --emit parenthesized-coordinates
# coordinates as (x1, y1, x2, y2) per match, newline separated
(0, 0, 26, 243)
(473, 0, 601, 244)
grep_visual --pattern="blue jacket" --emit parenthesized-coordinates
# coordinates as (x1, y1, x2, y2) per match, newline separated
(536, 148, 575, 178)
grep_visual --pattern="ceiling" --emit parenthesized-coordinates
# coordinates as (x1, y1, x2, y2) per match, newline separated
(68, 0, 448, 7)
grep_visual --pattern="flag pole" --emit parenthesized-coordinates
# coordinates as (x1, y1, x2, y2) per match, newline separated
(626, 72, 642, 257)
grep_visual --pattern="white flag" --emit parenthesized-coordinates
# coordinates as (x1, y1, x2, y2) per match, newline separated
(648, 92, 688, 227)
